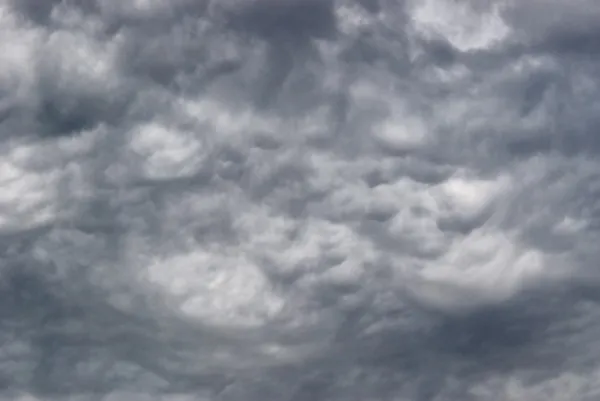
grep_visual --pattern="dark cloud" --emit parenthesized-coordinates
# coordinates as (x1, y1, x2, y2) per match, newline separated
(3, 0, 600, 400)
(10, 0, 62, 25)
(225, 0, 337, 41)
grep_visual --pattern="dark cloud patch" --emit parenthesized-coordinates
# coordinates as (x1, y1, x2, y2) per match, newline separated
(420, 38, 458, 67)
(501, 1, 600, 55)
(34, 89, 130, 138)
(92, 0, 209, 37)
(226, 0, 337, 42)
(518, 71, 554, 117)
(357, 0, 381, 14)
(321, 282, 600, 394)
(542, 27, 600, 56)
(10, 0, 61, 25)
(252, 44, 296, 110)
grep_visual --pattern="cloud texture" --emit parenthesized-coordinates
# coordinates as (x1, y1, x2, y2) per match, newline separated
(2, 0, 600, 399)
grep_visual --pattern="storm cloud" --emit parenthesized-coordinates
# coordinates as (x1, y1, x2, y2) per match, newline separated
(2, 0, 600, 400)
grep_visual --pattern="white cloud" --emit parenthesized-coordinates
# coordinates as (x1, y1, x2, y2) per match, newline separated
(410, 0, 510, 51)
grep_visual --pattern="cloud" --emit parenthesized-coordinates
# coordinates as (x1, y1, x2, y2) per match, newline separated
(2, 0, 600, 399)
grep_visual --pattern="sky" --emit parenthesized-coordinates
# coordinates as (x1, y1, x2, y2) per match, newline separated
(2, 0, 600, 400)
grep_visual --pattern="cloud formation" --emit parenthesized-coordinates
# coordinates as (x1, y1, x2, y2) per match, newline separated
(2, 0, 600, 399)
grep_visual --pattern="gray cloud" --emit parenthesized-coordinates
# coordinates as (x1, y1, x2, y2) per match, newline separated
(2, 0, 600, 400)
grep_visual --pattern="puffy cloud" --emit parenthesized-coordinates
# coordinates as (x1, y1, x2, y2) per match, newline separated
(2, 0, 600, 399)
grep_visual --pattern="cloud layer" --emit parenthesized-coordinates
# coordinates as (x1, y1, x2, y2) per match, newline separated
(2, 0, 600, 400)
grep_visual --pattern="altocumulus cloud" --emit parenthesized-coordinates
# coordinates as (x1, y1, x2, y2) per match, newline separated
(1, 0, 600, 400)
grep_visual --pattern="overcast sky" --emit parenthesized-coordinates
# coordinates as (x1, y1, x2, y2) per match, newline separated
(2, 0, 600, 400)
